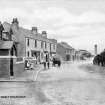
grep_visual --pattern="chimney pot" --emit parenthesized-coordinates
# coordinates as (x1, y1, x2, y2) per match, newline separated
(11, 18, 19, 29)
(12, 18, 19, 24)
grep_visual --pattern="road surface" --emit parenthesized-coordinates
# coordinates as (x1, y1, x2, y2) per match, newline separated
(0, 60, 105, 105)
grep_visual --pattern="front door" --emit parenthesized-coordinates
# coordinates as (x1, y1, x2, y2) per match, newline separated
(66, 55, 70, 61)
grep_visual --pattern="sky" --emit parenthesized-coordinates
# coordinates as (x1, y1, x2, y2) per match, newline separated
(0, 0, 105, 54)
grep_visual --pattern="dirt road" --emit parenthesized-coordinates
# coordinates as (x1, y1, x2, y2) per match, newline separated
(0, 61, 105, 105)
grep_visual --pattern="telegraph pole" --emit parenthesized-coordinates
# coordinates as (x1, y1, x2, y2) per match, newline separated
(94, 44, 97, 55)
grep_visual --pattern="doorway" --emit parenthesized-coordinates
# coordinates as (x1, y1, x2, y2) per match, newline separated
(10, 46, 17, 76)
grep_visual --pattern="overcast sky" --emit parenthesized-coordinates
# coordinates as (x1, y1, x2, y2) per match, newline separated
(0, 0, 105, 54)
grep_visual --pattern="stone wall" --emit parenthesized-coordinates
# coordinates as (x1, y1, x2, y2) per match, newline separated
(57, 44, 66, 61)
(0, 58, 10, 78)
(0, 57, 25, 78)
(14, 62, 25, 77)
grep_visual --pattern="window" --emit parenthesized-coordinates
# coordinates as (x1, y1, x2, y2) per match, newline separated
(35, 40, 37, 47)
(27, 38, 29, 46)
(27, 51, 29, 57)
(45, 42, 47, 49)
(41, 41, 43, 48)
(53, 44, 55, 50)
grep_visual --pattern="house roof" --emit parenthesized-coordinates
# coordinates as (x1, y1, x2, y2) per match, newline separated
(0, 41, 14, 49)
(58, 42, 73, 49)
(78, 49, 90, 53)
(3, 22, 56, 44)
(3, 22, 11, 32)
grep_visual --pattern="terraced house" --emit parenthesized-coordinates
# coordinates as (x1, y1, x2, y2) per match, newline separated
(57, 42, 76, 61)
(0, 18, 57, 78)
(3, 18, 57, 62)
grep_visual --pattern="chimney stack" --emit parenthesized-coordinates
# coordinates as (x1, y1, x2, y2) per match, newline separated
(31, 27, 38, 35)
(42, 31, 47, 38)
(11, 18, 19, 30)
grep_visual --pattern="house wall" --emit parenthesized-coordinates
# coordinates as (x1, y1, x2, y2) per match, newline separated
(0, 49, 9, 56)
(17, 41, 25, 57)
(0, 58, 25, 78)
(57, 43, 77, 61)
(51, 43, 56, 53)
(11, 29, 26, 57)
(25, 37, 56, 57)
(65, 49, 76, 61)
(0, 48, 25, 78)
(57, 44, 66, 60)
(0, 58, 10, 78)
(13, 62, 25, 77)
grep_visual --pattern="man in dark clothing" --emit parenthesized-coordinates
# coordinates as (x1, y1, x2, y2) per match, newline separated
(46, 54, 50, 69)
(43, 53, 47, 69)
(0, 21, 4, 40)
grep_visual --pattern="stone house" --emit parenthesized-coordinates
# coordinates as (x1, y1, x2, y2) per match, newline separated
(57, 42, 75, 61)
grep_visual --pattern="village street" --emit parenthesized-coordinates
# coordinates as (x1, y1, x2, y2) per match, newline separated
(0, 60, 105, 105)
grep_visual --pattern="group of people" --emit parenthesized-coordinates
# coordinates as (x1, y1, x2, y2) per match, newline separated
(43, 53, 61, 69)
(43, 53, 51, 69)
(25, 53, 61, 70)
(25, 53, 52, 70)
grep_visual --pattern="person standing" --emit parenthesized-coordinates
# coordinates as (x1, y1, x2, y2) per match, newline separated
(46, 53, 50, 69)
(43, 53, 46, 69)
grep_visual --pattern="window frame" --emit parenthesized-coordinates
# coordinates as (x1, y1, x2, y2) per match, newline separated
(35, 40, 37, 48)
(27, 38, 29, 46)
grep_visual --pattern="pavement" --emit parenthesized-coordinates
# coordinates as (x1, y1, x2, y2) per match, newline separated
(0, 64, 44, 82)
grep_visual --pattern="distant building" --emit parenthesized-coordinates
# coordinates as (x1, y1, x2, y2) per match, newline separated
(57, 42, 75, 61)
(76, 49, 92, 60)
(75, 50, 81, 60)
(2, 18, 57, 63)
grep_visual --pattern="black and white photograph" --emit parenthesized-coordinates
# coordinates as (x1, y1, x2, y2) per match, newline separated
(0, 0, 105, 105)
